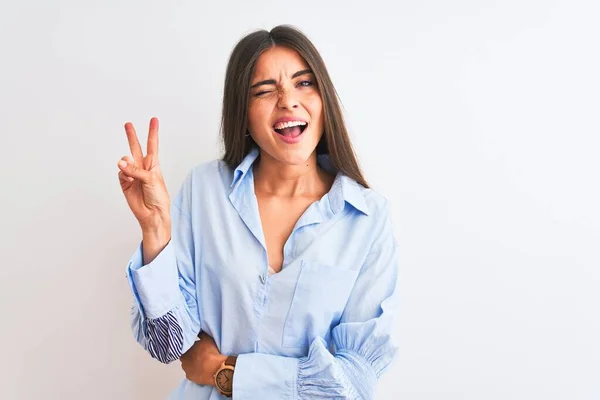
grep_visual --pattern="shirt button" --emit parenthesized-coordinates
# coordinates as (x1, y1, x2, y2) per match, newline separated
(259, 274, 265, 284)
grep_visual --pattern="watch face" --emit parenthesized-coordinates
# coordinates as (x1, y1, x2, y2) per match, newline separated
(216, 369, 233, 393)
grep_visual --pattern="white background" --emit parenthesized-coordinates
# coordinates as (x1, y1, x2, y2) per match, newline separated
(1, 0, 598, 399)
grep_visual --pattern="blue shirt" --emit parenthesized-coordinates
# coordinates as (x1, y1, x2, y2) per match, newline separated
(126, 146, 400, 399)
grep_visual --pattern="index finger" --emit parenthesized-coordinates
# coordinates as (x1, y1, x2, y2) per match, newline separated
(124, 122, 144, 163)
(147, 117, 159, 157)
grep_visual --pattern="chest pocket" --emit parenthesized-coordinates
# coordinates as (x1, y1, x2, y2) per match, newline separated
(282, 260, 359, 348)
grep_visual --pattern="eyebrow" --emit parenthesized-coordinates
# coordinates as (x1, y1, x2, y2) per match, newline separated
(250, 69, 313, 89)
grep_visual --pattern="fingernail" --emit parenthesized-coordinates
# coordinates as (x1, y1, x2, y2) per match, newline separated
(118, 160, 127, 168)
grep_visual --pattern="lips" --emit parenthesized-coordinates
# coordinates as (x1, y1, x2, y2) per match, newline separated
(271, 120, 308, 144)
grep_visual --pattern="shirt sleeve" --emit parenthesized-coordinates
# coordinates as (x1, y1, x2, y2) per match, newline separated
(125, 178, 202, 364)
(232, 201, 400, 399)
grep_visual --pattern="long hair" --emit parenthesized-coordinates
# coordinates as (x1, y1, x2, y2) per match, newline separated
(220, 25, 369, 188)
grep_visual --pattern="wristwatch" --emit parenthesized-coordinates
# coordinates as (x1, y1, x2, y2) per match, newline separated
(213, 355, 237, 397)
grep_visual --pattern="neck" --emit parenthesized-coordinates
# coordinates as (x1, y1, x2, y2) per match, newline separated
(253, 151, 333, 198)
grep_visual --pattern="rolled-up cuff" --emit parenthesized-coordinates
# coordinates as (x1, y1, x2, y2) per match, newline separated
(126, 239, 180, 319)
(233, 352, 298, 400)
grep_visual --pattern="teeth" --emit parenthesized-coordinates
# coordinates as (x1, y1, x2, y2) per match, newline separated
(273, 121, 307, 130)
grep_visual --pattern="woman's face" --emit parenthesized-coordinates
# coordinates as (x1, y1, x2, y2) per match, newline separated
(247, 46, 324, 166)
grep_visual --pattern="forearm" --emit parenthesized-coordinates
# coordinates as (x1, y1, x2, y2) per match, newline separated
(127, 232, 201, 364)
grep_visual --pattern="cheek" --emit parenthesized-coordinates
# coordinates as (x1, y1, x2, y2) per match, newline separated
(306, 94, 324, 123)
(247, 104, 263, 130)
(247, 106, 257, 127)
(248, 99, 273, 129)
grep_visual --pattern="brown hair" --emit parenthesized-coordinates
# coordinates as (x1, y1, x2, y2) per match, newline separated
(220, 24, 369, 188)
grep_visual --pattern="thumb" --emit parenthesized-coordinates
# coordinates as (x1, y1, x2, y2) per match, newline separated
(117, 160, 151, 182)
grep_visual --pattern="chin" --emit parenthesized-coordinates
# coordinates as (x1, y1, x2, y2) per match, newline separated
(275, 148, 314, 165)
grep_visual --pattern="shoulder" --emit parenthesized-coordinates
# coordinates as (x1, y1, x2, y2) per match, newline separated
(358, 185, 393, 219)
(357, 186, 398, 252)
(355, 183, 397, 241)
(188, 158, 230, 180)
(180, 158, 234, 188)
(173, 158, 232, 206)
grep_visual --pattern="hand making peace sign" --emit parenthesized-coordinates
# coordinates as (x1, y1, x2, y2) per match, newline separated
(117, 117, 171, 231)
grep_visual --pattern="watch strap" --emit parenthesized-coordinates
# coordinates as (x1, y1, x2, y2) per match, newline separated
(225, 355, 237, 367)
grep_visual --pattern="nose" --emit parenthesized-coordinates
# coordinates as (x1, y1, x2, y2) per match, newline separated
(277, 88, 298, 110)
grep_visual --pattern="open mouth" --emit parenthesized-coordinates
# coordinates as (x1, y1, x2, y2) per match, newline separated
(272, 121, 308, 139)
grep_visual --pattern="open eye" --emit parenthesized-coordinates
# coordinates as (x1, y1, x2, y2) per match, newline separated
(298, 80, 313, 87)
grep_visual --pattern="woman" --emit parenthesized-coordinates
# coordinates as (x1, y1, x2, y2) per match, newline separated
(118, 25, 399, 399)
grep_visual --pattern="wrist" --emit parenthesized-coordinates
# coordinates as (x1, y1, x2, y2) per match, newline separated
(141, 219, 171, 265)
(213, 354, 237, 397)
(140, 216, 171, 236)
(209, 354, 228, 387)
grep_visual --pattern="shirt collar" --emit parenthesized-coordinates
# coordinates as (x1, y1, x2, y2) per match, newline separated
(231, 146, 260, 190)
(230, 146, 369, 216)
